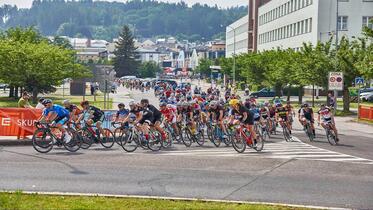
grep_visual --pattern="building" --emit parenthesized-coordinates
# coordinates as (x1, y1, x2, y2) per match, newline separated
(226, 15, 249, 57)
(256, 0, 373, 51)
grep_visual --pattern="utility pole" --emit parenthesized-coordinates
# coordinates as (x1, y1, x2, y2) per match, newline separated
(333, 0, 339, 111)
(227, 25, 236, 89)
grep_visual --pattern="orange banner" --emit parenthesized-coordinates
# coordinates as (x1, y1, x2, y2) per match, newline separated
(0, 108, 43, 138)
(359, 105, 373, 121)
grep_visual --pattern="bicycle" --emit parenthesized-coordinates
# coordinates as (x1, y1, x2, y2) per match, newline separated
(120, 123, 163, 152)
(79, 122, 115, 149)
(279, 119, 292, 142)
(303, 120, 315, 142)
(32, 122, 81, 153)
(232, 123, 264, 153)
(269, 117, 277, 135)
(322, 121, 338, 145)
(210, 121, 231, 147)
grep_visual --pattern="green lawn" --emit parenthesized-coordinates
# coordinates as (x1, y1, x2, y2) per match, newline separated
(0, 192, 311, 210)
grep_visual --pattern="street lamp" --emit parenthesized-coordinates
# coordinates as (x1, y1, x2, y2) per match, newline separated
(225, 25, 236, 88)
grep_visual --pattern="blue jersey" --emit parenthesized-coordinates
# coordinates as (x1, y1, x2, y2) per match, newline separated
(116, 109, 129, 118)
(250, 108, 260, 119)
(43, 105, 70, 118)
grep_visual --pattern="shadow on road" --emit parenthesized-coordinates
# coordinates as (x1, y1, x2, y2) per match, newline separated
(2, 149, 89, 175)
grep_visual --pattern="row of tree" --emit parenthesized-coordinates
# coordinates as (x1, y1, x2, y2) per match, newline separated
(0, 0, 247, 41)
(0, 27, 89, 102)
(196, 24, 373, 112)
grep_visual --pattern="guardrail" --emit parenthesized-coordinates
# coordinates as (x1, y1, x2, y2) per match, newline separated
(358, 105, 373, 121)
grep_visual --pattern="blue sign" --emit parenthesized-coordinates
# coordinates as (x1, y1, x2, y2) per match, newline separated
(355, 77, 364, 85)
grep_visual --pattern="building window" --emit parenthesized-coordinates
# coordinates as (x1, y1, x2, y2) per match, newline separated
(337, 16, 348, 31)
(362, 16, 373, 29)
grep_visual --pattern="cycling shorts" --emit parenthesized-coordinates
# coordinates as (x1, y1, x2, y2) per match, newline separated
(92, 114, 104, 123)
(151, 114, 162, 124)
(53, 116, 69, 125)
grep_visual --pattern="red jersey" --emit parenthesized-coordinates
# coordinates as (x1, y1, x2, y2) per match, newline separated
(161, 107, 176, 122)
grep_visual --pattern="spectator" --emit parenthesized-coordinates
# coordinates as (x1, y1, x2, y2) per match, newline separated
(18, 92, 33, 108)
(35, 98, 45, 109)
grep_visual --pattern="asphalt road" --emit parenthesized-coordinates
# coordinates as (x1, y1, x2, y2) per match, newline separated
(1, 87, 373, 209)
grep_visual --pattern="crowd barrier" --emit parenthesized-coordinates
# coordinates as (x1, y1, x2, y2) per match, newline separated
(358, 105, 373, 121)
(0, 108, 117, 139)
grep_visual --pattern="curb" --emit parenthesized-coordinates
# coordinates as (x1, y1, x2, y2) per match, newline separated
(0, 140, 32, 146)
(0, 190, 351, 210)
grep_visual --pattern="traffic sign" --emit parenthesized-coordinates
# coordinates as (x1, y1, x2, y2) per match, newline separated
(355, 77, 364, 86)
(329, 72, 343, 91)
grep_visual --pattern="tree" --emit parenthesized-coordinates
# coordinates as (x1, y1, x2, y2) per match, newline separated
(139, 61, 161, 78)
(113, 25, 139, 77)
(52, 35, 73, 49)
(0, 27, 89, 102)
(195, 59, 213, 77)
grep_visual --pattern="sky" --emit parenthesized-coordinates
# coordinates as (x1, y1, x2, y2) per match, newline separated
(0, 0, 248, 8)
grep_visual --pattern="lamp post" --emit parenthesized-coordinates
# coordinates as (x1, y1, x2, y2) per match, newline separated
(226, 25, 236, 88)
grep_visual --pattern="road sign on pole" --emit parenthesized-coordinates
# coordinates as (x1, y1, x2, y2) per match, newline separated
(355, 77, 364, 86)
(329, 72, 343, 91)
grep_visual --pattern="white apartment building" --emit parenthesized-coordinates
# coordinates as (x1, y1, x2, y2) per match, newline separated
(226, 15, 250, 57)
(257, 0, 373, 51)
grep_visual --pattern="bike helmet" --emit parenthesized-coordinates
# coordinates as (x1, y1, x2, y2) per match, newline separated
(159, 102, 167, 107)
(118, 103, 125, 107)
(176, 102, 183, 107)
(62, 99, 70, 105)
(275, 103, 282, 107)
(129, 101, 136, 107)
(182, 102, 189, 107)
(42, 99, 52, 105)
(229, 99, 240, 106)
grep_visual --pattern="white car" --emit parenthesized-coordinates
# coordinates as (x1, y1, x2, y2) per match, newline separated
(360, 92, 373, 102)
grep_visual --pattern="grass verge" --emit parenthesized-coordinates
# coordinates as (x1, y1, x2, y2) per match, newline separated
(0, 192, 312, 210)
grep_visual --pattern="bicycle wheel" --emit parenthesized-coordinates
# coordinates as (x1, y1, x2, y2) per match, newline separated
(63, 128, 82, 152)
(307, 126, 314, 142)
(80, 129, 93, 149)
(206, 125, 214, 142)
(254, 134, 264, 152)
(211, 126, 222, 147)
(181, 128, 193, 147)
(162, 128, 173, 148)
(232, 130, 246, 153)
(272, 121, 277, 135)
(113, 127, 125, 146)
(32, 128, 53, 153)
(194, 122, 205, 146)
(147, 130, 162, 151)
(283, 126, 291, 142)
(100, 129, 115, 148)
(326, 129, 337, 145)
(121, 131, 138, 152)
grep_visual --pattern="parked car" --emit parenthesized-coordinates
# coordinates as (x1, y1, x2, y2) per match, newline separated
(360, 92, 373, 102)
(249, 88, 276, 98)
(0, 83, 8, 89)
(360, 88, 373, 94)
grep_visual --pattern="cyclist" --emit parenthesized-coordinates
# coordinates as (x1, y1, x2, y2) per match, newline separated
(113, 103, 129, 125)
(79, 100, 106, 137)
(208, 100, 228, 137)
(160, 102, 180, 140)
(62, 99, 82, 122)
(275, 103, 291, 135)
(229, 99, 257, 147)
(299, 103, 315, 137)
(259, 103, 270, 130)
(318, 104, 339, 142)
(285, 101, 295, 130)
(39, 99, 71, 143)
(140, 99, 167, 140)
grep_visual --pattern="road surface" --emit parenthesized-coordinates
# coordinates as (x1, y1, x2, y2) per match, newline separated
(1, 86, 373, 209)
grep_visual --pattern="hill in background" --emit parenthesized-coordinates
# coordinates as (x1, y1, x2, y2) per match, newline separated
(0, 0, 247, 41)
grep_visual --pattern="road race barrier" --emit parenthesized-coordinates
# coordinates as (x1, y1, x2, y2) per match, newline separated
(358, 105, 373, 121)
(0, 108, 117, 139)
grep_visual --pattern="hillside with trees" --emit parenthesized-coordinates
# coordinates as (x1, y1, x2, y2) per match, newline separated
(0, 0, 247, 41)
